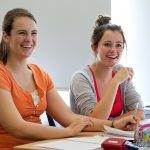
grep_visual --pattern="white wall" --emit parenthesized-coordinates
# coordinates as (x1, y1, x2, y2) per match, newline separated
(111, 0, 150, 106)
(0, 0, 111, 89)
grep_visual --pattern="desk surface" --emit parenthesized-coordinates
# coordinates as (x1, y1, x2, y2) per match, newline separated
(14, 132, 101, 150)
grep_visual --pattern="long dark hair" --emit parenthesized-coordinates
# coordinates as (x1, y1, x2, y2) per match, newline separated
(0, 8, 36, 64)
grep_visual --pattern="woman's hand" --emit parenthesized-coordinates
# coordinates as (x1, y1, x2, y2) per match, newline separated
(65, 117, 93, 136)
(114, 67, 134, 84)
(113, 115, 140, 131)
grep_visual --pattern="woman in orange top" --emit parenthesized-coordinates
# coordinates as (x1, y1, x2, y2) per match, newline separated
(0, 8, 140, 149)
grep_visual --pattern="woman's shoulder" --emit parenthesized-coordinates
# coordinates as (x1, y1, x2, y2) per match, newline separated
(0, 63, 12, 90)
(28, 64, 54, 89)
(28, 64, 50, 81)
(0, 63, 9, 76)
(72, 65, 91, 77)
(28, 63, 41, 70)
(28, 64, 46, 74)
(71, 65, 93, 83)
(0, 62, 6, 70)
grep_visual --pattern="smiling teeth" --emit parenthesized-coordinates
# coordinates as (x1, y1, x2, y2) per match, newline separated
(107, 56, 118, 59)
(22, 46, 32, 48)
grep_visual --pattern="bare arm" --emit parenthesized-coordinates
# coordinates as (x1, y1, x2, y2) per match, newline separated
(45, 88, 139, 131)
(0, 89, 91, 140)
(46, 88, 80, 127)
(89, 78, 119, 119)
(88, 67, 136, 119)
(83, 115, 139, 131)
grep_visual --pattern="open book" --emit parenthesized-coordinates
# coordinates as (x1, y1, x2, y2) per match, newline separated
(104, 125, 134, 138)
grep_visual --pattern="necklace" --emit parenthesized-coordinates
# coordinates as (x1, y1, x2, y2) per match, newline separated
(31, 90, 40, 105)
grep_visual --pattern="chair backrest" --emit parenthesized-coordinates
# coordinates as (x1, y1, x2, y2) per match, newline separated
(46, 113, 55, 126)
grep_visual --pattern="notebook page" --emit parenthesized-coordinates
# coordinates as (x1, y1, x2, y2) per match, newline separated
(104, 125, 134, 138)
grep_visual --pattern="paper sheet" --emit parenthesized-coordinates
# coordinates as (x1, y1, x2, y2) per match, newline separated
(35, 134, 135, 150)
(35, 133, 136, 150)
(104, 125, 134, 138)
(35, 139, 99, 150)
(35, 135, 108, 150)
(67, 135, 109, 144)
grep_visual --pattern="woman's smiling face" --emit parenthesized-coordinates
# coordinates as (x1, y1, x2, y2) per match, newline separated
(95, 30, 124, 67)
(4, 16, 37, 59)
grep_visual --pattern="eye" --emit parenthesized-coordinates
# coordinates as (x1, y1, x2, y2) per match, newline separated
(104, 42, 112, 47)
(31, 31, 37, 36)
(116, 43, 123, 49)
(18, 31, 26, 35)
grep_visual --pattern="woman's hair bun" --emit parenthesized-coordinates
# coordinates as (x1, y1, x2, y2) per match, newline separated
(95, 15, 111, 27)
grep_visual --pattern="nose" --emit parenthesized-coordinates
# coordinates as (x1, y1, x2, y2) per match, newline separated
(24, 33, 32, 42)
(109, 45, 116, 51)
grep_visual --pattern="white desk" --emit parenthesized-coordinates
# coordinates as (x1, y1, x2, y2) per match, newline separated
(14, 132, 105, 150)
(14, 131, 149, 150)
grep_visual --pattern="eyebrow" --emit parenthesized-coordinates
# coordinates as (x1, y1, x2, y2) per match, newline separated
(16, 29, 37, 33)
(104, 40, 123, 43)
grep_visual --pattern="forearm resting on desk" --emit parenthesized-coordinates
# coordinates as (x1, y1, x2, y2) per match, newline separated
(83, 115, 139, 132)
(83, 118, 113, 132)
(10, 121, 76, 140)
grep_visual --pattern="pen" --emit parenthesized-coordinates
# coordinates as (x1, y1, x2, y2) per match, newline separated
(124, 141, 139, 150)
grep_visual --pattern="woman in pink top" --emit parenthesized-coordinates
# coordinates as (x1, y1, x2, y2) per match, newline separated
(0, 8, 140, 149)
(70, 15, 144, 120)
